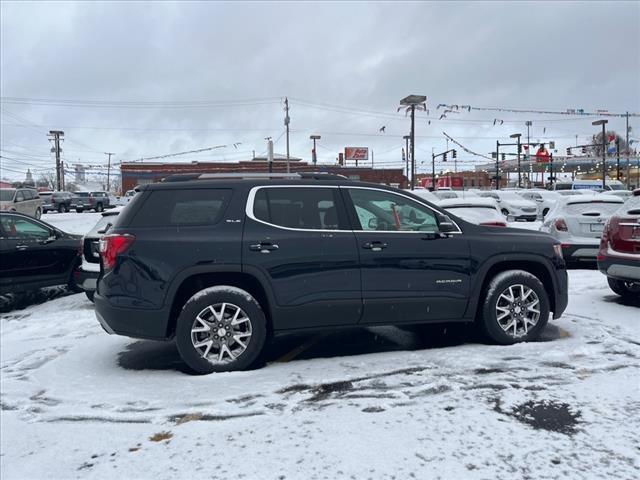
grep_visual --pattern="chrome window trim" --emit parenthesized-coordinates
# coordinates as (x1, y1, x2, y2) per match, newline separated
(245, 185, 462, 234)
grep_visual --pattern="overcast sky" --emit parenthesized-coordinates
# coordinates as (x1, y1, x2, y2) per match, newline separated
(1, 0, 639, 182)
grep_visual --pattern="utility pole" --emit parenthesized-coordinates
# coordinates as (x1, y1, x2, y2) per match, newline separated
(495, 141, 500, 190)
(510, 133, 522, 188)
(265, 137, 273, 173)
(371, 149, 374, 168)
(431, 152, 436, 190)
(284, 97, 290, 173)
(616, 138, 620, 180)
(592, 119, 608, 190)
(60, 160, 65, 190)
(48, 130, 64, 191)
(403, 135, 410, 181)
(310, 135, 320, 166)
(625, 111, 630, 188)
(105, 152, 115, 192)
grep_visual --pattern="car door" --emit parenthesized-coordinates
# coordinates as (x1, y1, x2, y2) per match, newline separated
(343, 186, 472, 325)
(0, 214, 62, 291)
(242, 185, 362, 330)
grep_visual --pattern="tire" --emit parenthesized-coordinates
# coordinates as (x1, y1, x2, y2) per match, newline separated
(480, 270, 550, 345)
(175, 286, 267, 374)
(76, 208, 84, 213)
(35, 208, 42, 219)
(85, 291, 95, 302)
(96, 203, 104, 212)
(542, 208, 550, 217)
(501, 209, 509, 217)
(58, 204, 65, 213)
(607, 277, 640, 300)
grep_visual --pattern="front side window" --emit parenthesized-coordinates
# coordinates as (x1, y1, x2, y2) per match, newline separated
(347, 188, 439, 232)
(0, 216, 50, 239)
(15, 191, 24, 202)
(253, 187, 341, 230)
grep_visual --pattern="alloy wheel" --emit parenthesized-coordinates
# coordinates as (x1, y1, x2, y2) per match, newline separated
(495, 284, 540, 338)
(190, 302, 252, 364)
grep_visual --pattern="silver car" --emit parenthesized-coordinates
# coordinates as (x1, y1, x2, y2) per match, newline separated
(0, 188, 43, 219)
(479, 191, 538, 221)
(540, 194, 624, 262)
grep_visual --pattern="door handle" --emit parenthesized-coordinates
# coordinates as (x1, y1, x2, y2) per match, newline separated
(249, 242, 279, 253)
(15, 244, 28, 251)
(362, 241, 387, 252)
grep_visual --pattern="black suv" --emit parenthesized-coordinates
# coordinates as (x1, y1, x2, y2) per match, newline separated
(95, 174, 568, 374)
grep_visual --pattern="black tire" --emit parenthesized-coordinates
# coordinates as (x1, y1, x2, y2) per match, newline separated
(58, 204, 65, 213)
(480, 270, 550, 345)
(542, 208, 550, 217)
(96, 203, 104, 212)
(607, 277, 640, 300)
(501, 209, 509, 217)
(175, 286, 267, 374)
(76, 208, 84, 213)
(85, 291, 95, 302)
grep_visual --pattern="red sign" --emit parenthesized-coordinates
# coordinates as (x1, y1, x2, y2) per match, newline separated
(344, 147, 369, 161)
(535, 146, 550, 163)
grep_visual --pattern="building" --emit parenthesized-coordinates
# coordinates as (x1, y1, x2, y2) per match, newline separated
(417, 170, 498, 189)
(120, 160, 407, 192)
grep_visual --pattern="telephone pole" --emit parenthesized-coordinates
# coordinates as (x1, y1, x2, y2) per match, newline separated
(399, 95, 427, 190)
(105, 152, 115, 192)
(403, 135, 410, 181)
(625, 111, 630, 188)
(48, 130, 64, 191)
(284, 97, 291, 173)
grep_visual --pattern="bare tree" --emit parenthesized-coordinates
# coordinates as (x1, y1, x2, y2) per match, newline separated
(590, 130, 629, 157)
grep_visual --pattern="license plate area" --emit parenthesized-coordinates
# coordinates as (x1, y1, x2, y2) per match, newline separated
(590, 224, 604, 233)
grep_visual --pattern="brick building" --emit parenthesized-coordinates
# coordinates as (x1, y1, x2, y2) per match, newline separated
(120, 160, 407, 192)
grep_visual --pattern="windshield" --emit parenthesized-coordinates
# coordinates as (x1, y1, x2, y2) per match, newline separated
(498, 192, 525, 201)
(74, 192, 90, 197)
(607, 184, 625, 191)
(0, 190, 15, 201)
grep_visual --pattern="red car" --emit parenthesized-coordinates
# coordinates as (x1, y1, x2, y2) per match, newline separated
(597, 189, 640, 300)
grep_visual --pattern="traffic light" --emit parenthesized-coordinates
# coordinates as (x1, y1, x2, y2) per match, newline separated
(566, 147, 571, 155)
(581, 146, 587, 154)
(501, 153, 506, 161)
(443, 152, 447, 162)
(518, 143, 522, 154)
(452, 149, 457, 159)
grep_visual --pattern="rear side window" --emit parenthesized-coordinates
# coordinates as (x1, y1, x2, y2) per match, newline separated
(253, 187, 343, 230)
(131, 189, 231, 227)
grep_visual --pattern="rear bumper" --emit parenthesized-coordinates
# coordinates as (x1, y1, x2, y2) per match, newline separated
(512, 214, 538, 221)
(561, 242, 600, 261)
(94, 293, 171, 340)
(553, 268, 569, 320)
(598, 255, 640, 282)
(73, 267, 99, 292)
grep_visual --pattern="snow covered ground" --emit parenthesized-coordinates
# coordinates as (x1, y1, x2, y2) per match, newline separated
(1, 213, 639, 479)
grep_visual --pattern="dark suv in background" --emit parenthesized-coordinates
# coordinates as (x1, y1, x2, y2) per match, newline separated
(95, 173, 568, 374)
(73, 191, 111, 212)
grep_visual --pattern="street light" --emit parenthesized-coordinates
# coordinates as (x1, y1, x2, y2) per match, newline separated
(592, 119, 608, 189)
(310, 135, 321, 166)
(510, 133, 522, 188)
(403, 135, 411, 181)
(399, 95, 427, 190)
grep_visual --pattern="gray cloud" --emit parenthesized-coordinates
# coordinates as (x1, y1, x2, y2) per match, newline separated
(1, 0, 638, 180)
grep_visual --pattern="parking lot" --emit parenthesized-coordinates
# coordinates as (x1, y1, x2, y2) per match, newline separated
(1, 213, 638, 480)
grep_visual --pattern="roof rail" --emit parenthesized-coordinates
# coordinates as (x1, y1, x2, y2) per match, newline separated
(161, 171, 350, 182)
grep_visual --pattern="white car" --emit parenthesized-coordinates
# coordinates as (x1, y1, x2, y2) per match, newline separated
(605, 190, 633, 201)
(540, 194, 624, 263)
(408, 189, 440, 204)
(478, 191, 538, 221)
(438, 197, 507, 227)
(517, 190, 562, 218)
(433, 190, 479, 201)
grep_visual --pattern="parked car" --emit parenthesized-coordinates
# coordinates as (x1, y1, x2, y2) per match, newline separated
(0, 212, 82, 294)
(517, 190, 562, 218)
(72, 191, 112, 212)
(42, 191, 74, 213)
(438, 197, 507, 227)
(0, 188, 43, 219)
(94, 173, 568, 374)
(556, 190, 599, 197)
(553, 180, 626, 192)
(433, 190, 479, 201)
(478, 191, 538, 221)
(605, 190, 633, 201)
(76, 208, 123, 301)
(409, 189, 440, 204)
(540, 194, 624, 263)
(597, 190, 640, 300)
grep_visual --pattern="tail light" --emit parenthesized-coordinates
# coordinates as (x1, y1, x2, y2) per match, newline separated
(480, 221, 507, 227)
(554, 218, 568, 232)
(99, 234, 135, 271)
(607, 216, 640, 255)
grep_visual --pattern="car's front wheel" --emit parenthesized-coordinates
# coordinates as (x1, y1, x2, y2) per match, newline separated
(175, 286, 267, 374)
(480, 270, 550, 344)
(607, 277, 640, 301)
(95, 203, 104, 212)
(58, 204, 67, 213)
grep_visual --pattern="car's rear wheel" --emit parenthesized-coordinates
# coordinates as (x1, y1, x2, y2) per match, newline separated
(76, 208, 84, 213)
(96, 203, 104, 212)
(85, 291, 95, 302)
(175, 286, 267, 374)
(607, 277, 640, 300)
(480, 270, 550, 344)
(58, 204, 67, 213)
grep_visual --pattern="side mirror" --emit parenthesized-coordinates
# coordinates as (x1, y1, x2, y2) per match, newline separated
(368, 218, 378, 230)
(437, 214, 458, 233)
